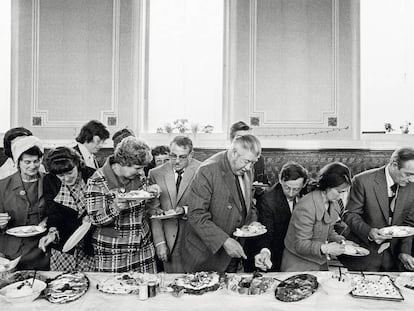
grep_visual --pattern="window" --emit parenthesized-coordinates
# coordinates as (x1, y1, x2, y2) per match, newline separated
(0, 0, 11, 133)
(147, 0, 224, 133)
(361, 0, 414, 134)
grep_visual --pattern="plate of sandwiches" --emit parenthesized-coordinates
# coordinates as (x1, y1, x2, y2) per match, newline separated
(118, 190, 154, 201)
(233, 223, 267, 238)
(378, 226, 414, 238)
(349, 273, 404, 301)
(97, 273, 159, 295)
(43, 272, 89, 303)
(6, 225, 46, 238)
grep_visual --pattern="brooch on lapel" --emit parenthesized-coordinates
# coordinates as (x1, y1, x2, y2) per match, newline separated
(19, 190, 26, 196)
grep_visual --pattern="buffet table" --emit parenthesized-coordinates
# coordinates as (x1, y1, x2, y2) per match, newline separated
(2, 271, 414, 311)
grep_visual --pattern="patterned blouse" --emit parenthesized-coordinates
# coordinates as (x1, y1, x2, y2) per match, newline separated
(85, 157, 156, 273)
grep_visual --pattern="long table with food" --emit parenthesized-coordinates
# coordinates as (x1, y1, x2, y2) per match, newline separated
(2, 270, 414, 311)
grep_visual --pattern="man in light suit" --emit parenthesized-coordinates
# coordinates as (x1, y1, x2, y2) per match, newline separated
(343, 147, 414, 271)
(148, 136, 201, 272)
(181, 135, 261, 272)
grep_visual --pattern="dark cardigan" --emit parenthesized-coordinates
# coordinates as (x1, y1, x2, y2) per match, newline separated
(43, 166, 96, 255)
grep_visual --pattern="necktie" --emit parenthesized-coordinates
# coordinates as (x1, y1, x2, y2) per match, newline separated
(176, 170, 183, 193)
(235, 175, 247, 221)
(388, 183, 398, 224)
(338, 198, 345, 217)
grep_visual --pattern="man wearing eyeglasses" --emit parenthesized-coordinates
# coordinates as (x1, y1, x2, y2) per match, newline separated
(181, 135, 262, 272)
(254, 162, 308, 271)
(148, 136, 201, 272)
(343, 147, 414, 271)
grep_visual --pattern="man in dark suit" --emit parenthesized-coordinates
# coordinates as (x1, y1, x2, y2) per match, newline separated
(74, 120, 110, 169)
(254, 162, 308, 271)
(181, 135, 261, 272)
(148, 136, 201, 273)
(343, 147, 414, 271)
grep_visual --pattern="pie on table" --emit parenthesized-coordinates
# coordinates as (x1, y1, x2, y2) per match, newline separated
(274, 274, 319, 302)
(44, 272, 89, 303)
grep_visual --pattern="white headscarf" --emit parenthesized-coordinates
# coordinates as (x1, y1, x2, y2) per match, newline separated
(11, 136, 44, 164)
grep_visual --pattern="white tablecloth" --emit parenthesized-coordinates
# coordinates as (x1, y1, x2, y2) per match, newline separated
(2, 271, 414, 311)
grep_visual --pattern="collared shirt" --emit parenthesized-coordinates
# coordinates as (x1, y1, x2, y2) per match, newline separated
(385, 164, 397, 197)
(287, 198, 297, 213)
(77, 143, 97, 169)
(174, 168, 185, 182)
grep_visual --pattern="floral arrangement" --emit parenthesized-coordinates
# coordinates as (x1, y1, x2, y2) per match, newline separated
(157, 119, 214, 134)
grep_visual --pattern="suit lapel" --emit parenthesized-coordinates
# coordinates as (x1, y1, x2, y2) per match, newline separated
(220, 153, 243, 214)
(243, 172, 251, 214)
(176, 160, 195, 204)
(163, 166, 176, 208)
(393, 185, 408, 224)
(373, 168, 389, 222)
(275, 184, 292, 216)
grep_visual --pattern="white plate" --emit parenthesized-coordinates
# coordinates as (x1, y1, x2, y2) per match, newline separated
(62, 222, 92, 253)
(6, 225, 46, 238)
(378, 226, 414, 238)
(150, 211, 184, 220)
(343, 245, 370, 256)
(0, 256, 21, 273)
(0, 279, 46, 303)
(118, 190, 154, 201)
(233, 228, 267, 238)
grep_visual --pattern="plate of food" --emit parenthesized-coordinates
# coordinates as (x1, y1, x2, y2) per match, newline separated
(170, 272, 220, 295)
(150, 209, 184, 220)
(252, 182, 269, 188)
(0, 279, 46, 303)
(233, 223, 267, 238)
(6, 225, 46, 238)
(43, 272, 89, 303)
(274, 274, 319, 302)
(0, 256, 20, 273)
(97, 272, 159, 295)
(118, 190, 154, 201)
(349, 273, 404, 301)
(378, 226, 414, 238)
(226, 272, 275, 295)
(395, 273, 414, 291)
(343, 244, 370, 257)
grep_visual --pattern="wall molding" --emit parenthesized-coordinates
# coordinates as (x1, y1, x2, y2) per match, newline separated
(30, 0, 120, 127)
(248, 0, 339, 127)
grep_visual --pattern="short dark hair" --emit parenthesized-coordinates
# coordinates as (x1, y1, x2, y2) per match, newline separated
(45, 146, 83, 175)
(229, 121, 250, 141)
(112, 128, 135, 148)
(3, 127, 32, 158)
(170, 136, 193, 153)
(390, 147, 414, 169)
(279, 161, 309, 183)
(76, 120, 110, 144)
(152, 145, 170, 157)
(18, 146, 43, 163)
(317, 162, 351, 191)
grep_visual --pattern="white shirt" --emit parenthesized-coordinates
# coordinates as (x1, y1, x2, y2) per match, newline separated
(385, 164, 397, 197)
(77, 143, 97, 169)
(287, 198, 296, 213)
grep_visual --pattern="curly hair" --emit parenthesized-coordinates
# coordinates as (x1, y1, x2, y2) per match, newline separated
(45, 146, 85, 175)
(114, 136, 152, 166)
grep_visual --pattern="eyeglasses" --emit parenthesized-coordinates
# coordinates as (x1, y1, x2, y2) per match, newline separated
(155, 158, 170, 165)
(169, 153, 190, 161)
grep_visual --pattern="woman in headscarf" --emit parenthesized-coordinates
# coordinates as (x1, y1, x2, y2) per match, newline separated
(0, 136, 49, 270)
(86, 136, 160, 273)
(281, 162, 352, 272)
(38, 147, 95, 271)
